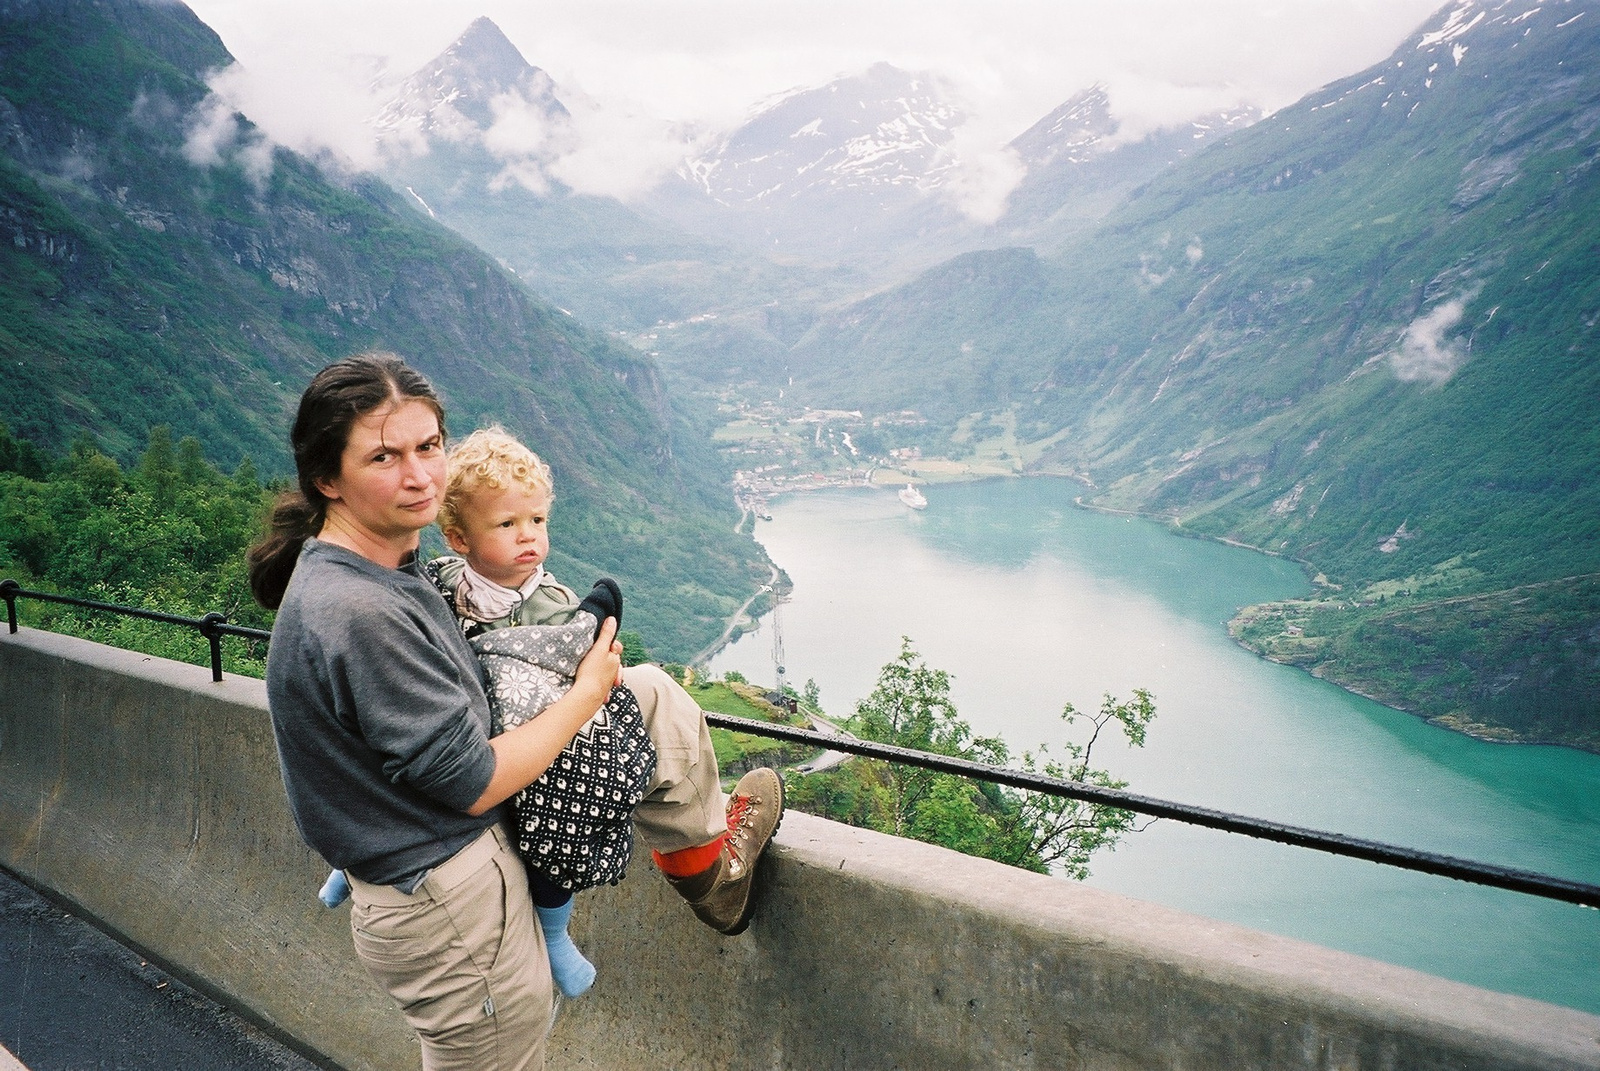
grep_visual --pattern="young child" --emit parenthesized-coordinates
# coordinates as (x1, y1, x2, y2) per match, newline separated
(327, 426, 786, 997)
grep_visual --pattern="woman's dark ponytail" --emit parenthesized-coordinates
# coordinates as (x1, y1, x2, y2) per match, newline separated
(247, 492, 321, 610)
(246, 353, 444, 610)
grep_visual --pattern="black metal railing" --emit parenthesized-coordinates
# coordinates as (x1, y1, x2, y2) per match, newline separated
(1, 580, 270, 683)
(5, 578, 1599, 909)
(703, 712, 1600, 909)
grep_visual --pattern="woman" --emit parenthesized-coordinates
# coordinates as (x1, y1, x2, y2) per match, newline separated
(248, 353, 620, 1071)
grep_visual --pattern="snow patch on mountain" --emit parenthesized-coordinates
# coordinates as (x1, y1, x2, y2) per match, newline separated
(1298, 0, 1589, 121)
(683, 64, 966, 206)
(373, 17, 575, 193)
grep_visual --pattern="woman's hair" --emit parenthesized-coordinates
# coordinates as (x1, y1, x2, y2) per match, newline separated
(438, 425, 554, 536)
(247, 353, 444, 609)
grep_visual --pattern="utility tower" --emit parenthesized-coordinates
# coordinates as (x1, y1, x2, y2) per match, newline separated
(771, 596, 787, 697)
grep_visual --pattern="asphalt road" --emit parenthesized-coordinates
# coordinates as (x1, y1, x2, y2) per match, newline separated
(0, 867, 324, 1071)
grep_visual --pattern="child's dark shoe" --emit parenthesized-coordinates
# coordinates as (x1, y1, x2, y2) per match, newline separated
(576, 578, 622, 637)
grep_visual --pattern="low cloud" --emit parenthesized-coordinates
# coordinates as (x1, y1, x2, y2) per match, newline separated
(181, 0, 1447, 208)
(934, 129, 1025, 224)
(548, 89, 708, 201)
(484, 91, 574, 162)
(1391, 296, 1473, 385)
(481, 89, 578, 195)
(1100, 77, 1255, 146)
(237, 137, 276, 190)
(182, 90, 275, 192)
(182, 93, 241, 168)
(205, 56, 390, 174)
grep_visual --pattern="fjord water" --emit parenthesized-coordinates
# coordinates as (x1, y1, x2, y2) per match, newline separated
(709, 477, 1600, 1014)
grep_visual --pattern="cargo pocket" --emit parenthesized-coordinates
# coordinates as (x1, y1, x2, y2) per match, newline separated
(352, 894, 490, 1037)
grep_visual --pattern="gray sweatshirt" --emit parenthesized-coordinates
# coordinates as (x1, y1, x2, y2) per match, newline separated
(266, 539, 499, 886)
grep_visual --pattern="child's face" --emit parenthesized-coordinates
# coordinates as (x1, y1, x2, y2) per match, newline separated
(443, 482, 552, 589)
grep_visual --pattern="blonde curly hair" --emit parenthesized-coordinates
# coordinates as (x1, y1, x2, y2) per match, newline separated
(439, 426, 554, 535)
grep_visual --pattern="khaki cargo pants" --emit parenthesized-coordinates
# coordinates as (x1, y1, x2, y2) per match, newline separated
(348, 824, 551, 1071)
(623, 662, 729, 853)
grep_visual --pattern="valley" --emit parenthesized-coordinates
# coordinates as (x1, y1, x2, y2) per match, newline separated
(1, 0, 1595, 747)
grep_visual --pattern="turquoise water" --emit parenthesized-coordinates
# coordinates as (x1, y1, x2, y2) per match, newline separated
(710, 477, 1600, 1014)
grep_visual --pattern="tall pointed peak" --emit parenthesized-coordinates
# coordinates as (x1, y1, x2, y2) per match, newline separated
(438, 16, 536, 87)
(1009, 84, 1117, 168)
(375, 16, 567, 140)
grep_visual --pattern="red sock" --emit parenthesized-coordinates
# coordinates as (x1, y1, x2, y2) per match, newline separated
(652, 835, 727, 878)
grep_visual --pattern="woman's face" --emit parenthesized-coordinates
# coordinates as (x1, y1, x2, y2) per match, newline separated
(444, 482, 552, 589)
(316, 399, 446, 553)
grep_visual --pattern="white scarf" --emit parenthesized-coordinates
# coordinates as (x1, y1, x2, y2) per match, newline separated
(453, 562, 545, 623)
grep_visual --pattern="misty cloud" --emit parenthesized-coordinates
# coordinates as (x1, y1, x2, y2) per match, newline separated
(484, 92, 573, 160)
(186, 0, 1444, 206)
(1099, 77, 1253, 147)
(548, 92, 707, 201)
(182, 92, 276, 192)
(1391, 296, 1474, 385)
(935, 129, 1025, 224)
(130, 88, 182, 132)
(478, 89, 577, 195)
(205, 56, 390, 174)
(182, 93, 241, 168)
(237, 138, 276, 190)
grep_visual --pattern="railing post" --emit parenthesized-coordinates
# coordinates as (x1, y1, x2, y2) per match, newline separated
(2, 578, 18, 634)
(199, 612, 227, 683)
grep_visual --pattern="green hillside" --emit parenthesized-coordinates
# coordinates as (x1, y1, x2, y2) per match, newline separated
(782, 4, 1600, 748)
(0, 0, 769, 657)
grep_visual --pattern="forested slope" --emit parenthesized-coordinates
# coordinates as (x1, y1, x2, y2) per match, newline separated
(0, 0, 769, 656)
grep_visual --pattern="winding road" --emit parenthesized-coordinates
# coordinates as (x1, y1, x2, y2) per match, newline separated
(691, 562, 781, 666)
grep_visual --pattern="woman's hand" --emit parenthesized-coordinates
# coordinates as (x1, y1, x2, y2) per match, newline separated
(573, 617, 623, 697)
(465, 617, 622, 816)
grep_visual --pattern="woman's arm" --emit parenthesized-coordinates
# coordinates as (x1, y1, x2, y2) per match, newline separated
(465, 618, 622, 816)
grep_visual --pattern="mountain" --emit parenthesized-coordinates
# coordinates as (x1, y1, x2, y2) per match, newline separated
(368, 18, 876, 390)
(689, 62, 963, 205)
(376, 32, 1269, 397)
(369, 17, 711, 331)
(645, 63, 971, 264)
(0, 0, 771, 657)
(655, 67, 1261, 269)
(374, 15, 571, 147)
(993, 86, 1260, 251)
(780, 0, 1600, 747)
(1009, 86, 1120, 170)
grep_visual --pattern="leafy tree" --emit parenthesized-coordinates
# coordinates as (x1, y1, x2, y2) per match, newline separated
(0, 430, 273, 674)
(0, 422, 47, 479)
(802, 677, 821, 711)
(816, 638, 1155, 877)
(617, 630, 651, 667)
(137, 425, 178, 509)
(849, 639, 1008, 839)
(990, 689, 1155, 879)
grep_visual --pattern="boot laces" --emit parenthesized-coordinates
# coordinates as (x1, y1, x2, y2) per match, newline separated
(726, 792, 757, 857)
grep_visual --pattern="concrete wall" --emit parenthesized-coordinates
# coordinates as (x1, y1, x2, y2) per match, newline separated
(3, 626, 1598, 1071)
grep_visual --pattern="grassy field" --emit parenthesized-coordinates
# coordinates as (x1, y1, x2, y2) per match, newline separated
(681, 676, 819, 777)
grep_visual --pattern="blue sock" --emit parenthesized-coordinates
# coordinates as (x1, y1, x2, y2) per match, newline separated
(536, 900, 595, 998)
(318, 869, 351, 908)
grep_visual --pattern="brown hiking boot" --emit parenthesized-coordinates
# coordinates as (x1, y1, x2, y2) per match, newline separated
(666, 767, 785, 935)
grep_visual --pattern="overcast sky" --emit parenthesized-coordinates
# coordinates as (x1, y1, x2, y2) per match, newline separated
(182, 0, 1448, 202)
